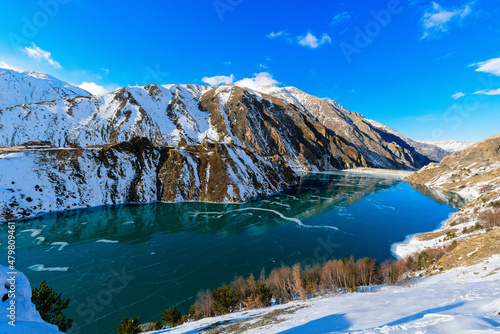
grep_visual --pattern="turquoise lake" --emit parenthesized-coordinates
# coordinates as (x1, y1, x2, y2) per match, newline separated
(0, 172, 465, 333)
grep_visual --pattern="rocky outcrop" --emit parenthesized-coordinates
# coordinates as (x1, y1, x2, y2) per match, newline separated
(364, 118, 450, 163)
(0, 137, 297, 221)
(0, 83, 432, 170)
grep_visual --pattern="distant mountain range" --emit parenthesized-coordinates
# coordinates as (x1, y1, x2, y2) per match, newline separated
(416, 139, 472, 153)
(409, 134, 500, 199)
(0, 68, 471, 220)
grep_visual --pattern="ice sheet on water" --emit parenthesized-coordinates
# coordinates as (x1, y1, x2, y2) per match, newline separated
(27, 264, 69, 272)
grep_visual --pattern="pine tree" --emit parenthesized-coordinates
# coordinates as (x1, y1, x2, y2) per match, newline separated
(31, 279, 72, 332)
(161, 305, 182, 328)
(212, 285, 234, 315)
(256, 281, 272, 307)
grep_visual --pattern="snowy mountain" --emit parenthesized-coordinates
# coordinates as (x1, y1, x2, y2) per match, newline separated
(0, 68, 90, 110)
(366, 119, 451, 162)
(0, 74, 445, 220)
(417, 139, 472, 153)
(0, 83, 433, 170)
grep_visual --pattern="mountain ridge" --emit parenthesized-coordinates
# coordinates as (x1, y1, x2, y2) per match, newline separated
(0, 68, 90, 110)
(0, 69, 461, 220)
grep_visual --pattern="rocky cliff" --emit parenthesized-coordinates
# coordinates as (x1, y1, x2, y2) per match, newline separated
(0, 137, 297, 220)
(0, 83, 433, 170)
(0, 70, 447, 220)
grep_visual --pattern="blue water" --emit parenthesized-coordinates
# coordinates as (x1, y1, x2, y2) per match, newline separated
(0, 172, 464, 333)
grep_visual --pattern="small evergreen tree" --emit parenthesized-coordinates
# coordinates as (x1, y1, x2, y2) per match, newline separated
(117, 316, 141, 334)
(256, 282, 272, 307)
(418, 251, 432, 269)
(212, 285, 234, 315)
(31, 279, 72, 332)
(161, 305, 182, 328)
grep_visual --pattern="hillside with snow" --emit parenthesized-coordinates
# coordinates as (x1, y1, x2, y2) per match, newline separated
(147, 254, 500, 333)
(0, 70, 450, 220)
(0, 76, 436, 171)
(0, 138, 297, 221)
(399, 134, 500, 258)
(0, 68, 90, 110)
(366, 119, 451, 162)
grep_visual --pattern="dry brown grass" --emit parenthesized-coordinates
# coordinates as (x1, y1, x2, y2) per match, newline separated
(429, 229, 500, 272)
(416, 228, 459, 241)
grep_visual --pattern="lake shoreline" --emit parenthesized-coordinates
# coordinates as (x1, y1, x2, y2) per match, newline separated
(339, 168, 414, 178)
(0, 168, 413, 223)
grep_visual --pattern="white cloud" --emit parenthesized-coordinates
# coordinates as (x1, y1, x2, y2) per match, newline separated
(331, 11, 351, 26)
(19, 43, 62, 69)
(78, 82, 109, 96)
(298, 32, 332, 49)
(452, 92, 465, 99)
(234, 72, 279, 90)
(473, 89, 500, 96)
(0, 61, 24, 72)
(266, 31, 287, 39)
(421, 2, 473, 39)
(202, 74, 234, 86)
(471, 57, 500, 76)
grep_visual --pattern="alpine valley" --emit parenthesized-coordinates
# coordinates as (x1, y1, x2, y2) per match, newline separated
(0, 68, 444, 221)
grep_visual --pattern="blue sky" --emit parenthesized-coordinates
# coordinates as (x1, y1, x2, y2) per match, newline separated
(0, 0, 499, 142)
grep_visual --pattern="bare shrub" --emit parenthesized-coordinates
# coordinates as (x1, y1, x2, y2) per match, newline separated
(355, 258, 377, 290)
(480, 210, 500, 228)
(266, 265, 293, 304)
(292, 263, 307, 301)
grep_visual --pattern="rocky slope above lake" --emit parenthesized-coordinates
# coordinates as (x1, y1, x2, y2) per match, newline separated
(0, 80, 434, 170)
(0, 69, 450, 220)
(0, 137, 297, 220)
(407, 134, 500, 199)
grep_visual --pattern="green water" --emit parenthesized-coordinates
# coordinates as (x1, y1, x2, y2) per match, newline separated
(0, 172, 464, 333)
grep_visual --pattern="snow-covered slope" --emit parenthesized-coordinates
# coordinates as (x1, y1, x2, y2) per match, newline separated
(0, 68, 90, 110)
(399, 134, 500, 259)
(366, 119, 450, 162)
(0, 265, 62, 333)
(417, 139, 472, 153)
(0, 138, 297, 220)
(0, 83, 433, 170)
(408, 134, 500, 199)
(150, 254, 500, 334)
(0, 76, 446, 220)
